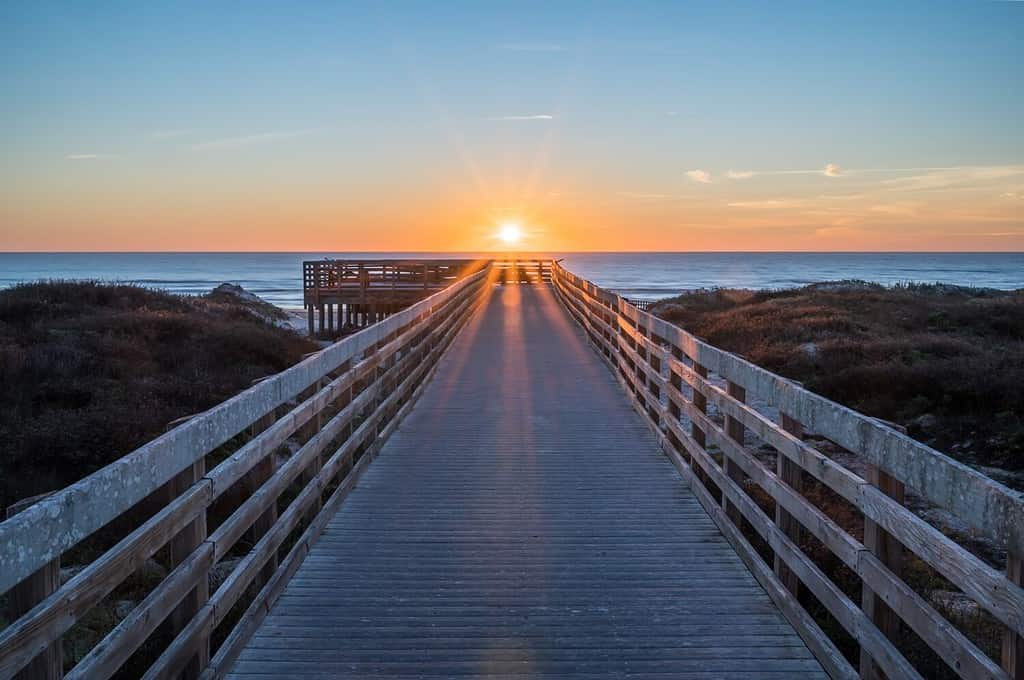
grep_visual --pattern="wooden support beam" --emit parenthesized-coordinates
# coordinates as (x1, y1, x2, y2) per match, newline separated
(1005, 551, 1024, 678)
(691, 363, 708, 448)
(860, 465, 905, 680)
(776, 413, 804, 597)
(247, 411, 279, 587)
(6, 493, 62, 680)
(166, 461, 209, 679)
(723, 381, 747, 527)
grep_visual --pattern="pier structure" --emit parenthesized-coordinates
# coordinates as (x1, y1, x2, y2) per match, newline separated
(2, 259, 1023, 680)
(302, 258, 551, 335)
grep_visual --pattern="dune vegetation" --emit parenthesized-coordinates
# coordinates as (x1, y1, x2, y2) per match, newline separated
(0, 281, 316, 510)
(652, 280, 1024, 484)
(652, 280, 1024, 675)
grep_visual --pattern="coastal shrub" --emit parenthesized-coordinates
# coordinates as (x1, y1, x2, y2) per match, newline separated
(653, 281, 1024, 475)
(0, 280, 316, 509)
(654, 280, 1023, 676)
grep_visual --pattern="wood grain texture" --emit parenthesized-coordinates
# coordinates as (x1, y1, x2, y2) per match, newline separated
(554, 261, 1020, 680)
(224, 285, 825, 680)
(0, 268, 490, 595)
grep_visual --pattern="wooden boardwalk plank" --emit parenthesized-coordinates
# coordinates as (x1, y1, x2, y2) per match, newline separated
(226, 285, 826, 679)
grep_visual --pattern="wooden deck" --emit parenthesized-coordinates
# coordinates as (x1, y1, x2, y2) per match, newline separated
(226, 285, 825, 679)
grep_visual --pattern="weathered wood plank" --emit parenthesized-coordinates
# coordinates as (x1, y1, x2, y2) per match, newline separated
(5, 494, 61, 680)
(860, 465, 905, 679)
(0, 268, 490, 593)
(776, 413, 803, 597)
(0, 482, 211, 679)
(1007, 551, 1024, 678)
(223, 285, 826, 680)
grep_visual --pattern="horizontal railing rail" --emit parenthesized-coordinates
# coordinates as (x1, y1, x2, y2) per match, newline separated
(302, 259, 486, 305)
(0, 265, 494, 680)
(491, 258, 552, 284)
(552, 261, 1024, 680)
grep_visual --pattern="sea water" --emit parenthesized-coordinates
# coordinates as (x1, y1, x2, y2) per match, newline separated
(0, 252, 1021, 308)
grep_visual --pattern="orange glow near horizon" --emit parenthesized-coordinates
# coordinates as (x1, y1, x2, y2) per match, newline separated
(2, 4, 1021, 254)
(2, 167, 1022, 252)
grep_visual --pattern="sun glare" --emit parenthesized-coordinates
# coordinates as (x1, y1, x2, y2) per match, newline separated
(498, 222, 523, 245)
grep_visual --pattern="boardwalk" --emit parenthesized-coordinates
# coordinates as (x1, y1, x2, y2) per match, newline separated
(227, 285, 825, 679)
(6, 264, 1021, 679)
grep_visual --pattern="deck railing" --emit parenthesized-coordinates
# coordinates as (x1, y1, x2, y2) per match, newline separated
(0, 265, 493, 680)
(491, 258, 552, 284)
(302, 259, 481, 306)
(553, 261, 1024, 680)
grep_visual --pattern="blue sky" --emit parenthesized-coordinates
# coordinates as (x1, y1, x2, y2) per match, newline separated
(1, 1, 1021, 250)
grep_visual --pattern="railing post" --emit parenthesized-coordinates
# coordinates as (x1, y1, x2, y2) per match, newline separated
(247, 410, 279, 587)
(722, 381, 747, 526)
(1005, 551, 1024, 678)
(6, 493, 62, 680)
(668, 346, 683, 423)
(860, 465, 905, 679)
(775, 413, 803, 596)
(691, 362, 708, 449)
(167, 460, 209, 678)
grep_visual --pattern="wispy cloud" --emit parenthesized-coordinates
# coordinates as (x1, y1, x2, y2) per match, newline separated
(190, 129, 317, 151)
(66, 153, 106, 160)
(488, 114, 554, 121)
(152, 128, 195, 140)
(950, 231, 1024, 238)
(728, 199, 805, 209)
(686, 169, 712, 184)
(618, 191, 690, 201)
(496, 43, 567, 52)
(868, 201, 919, 216)
(880, 165, 1024, 192)
(721, 164, 841, 179)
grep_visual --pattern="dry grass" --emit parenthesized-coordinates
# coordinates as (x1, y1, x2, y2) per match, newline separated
(653, 280, 1024, 676)
(0, 280, 316, 509)
(653, 280, 1024, 479)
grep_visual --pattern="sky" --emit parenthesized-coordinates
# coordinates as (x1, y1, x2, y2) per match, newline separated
(1, 1, 1022, 252)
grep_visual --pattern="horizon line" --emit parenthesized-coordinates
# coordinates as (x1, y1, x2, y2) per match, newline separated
(2, 250, 1023, 255)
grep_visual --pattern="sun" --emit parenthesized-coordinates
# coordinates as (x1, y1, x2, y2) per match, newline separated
(498, 222, 523, 246)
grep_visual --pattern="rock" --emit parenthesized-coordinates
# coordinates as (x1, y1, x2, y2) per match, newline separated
(137, 557, 168, 583)
(211, 282, 263, 304)
(60, 564, 86, 584)
(910, 413, 938, 432)
(207, 283, 291, 327)
(209, 557, 243, 591)
(799, 342, 819, 359)
(113, 599, 136, 620)
(930, 590, 980, 619)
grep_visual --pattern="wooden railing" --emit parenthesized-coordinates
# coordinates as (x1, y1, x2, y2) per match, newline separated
(492, 258, 552, 284)
(302, 259, 481, 306)
(0, 266, 493, 680)
(625, 297, 655, 312)
(553, 262, 1024, 680)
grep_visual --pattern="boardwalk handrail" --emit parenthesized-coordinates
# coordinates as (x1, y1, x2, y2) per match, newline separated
(552, 261, 1024, 680)
(0, 265, 493, 679)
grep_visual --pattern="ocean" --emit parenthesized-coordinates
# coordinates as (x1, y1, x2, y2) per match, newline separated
(0, 252, 1021, 308)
